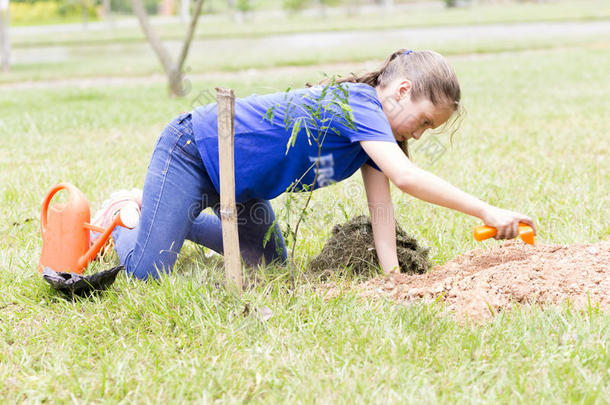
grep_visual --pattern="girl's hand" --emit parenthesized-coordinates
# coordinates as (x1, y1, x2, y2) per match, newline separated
(481, 205, 536, 240)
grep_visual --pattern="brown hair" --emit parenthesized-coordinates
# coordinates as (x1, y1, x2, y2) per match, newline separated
(308, 49, 463, 158)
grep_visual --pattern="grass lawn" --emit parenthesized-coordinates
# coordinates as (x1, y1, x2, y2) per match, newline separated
(5, 28, 610, 84)
(0, 39, 609, 403)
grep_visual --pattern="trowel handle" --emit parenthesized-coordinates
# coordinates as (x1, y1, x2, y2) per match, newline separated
(474, 223, 535, 244)
(473, 225, 497, 241)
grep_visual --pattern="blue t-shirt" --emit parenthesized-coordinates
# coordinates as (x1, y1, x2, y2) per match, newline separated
(191, 82, 396, 202)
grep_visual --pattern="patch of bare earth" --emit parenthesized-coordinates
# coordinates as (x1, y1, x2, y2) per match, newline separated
(322, 240, 610, 322)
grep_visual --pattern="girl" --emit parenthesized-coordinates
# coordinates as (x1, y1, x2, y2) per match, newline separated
(93, 48, 536, 280)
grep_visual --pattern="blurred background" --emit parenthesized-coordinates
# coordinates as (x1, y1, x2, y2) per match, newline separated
(1, 0, 609, 91)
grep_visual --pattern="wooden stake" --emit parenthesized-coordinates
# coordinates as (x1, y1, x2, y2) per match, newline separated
(216, 87, 242, 292)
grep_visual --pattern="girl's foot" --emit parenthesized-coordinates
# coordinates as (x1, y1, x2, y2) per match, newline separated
(90, 189, 142, 247)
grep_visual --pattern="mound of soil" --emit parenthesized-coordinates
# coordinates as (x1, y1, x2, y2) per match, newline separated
(308, 216, 430, 276)
(355, 240, 610, 322)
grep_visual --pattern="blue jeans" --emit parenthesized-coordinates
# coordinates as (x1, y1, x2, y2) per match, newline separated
(112, 113, 287, 280)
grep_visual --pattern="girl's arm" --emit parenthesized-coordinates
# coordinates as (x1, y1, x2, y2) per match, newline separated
(359, 140, 536, 240)
(361, 163, 400, 274)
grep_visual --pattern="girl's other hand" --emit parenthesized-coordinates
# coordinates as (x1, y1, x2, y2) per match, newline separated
(481, 205, 536, 240)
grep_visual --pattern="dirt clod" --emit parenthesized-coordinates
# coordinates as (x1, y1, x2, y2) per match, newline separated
(308, 215, 430, 277)
(353, 240, 610, 322)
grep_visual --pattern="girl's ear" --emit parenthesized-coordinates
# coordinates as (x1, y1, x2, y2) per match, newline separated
(396, 79, 413, 101)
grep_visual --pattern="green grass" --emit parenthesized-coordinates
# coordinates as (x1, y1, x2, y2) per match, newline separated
(1, 40, 609, 402)
(1, 273, 608, 402)
(4, 29, 610, 84)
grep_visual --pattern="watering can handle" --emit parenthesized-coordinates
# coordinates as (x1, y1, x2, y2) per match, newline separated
(40, 183, 75, 234)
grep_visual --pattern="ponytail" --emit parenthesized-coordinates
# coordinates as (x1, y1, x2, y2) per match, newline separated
(306, 48, 462, 157)
(306, 49, 404, 88)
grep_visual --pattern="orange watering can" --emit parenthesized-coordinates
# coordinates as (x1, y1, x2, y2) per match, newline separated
(39, 182, 139, 275)
(473, 223, 535, 245)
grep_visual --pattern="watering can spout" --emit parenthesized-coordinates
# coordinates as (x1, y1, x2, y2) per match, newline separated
(79, 205, 139, 269)
(39, 183, 139, 274)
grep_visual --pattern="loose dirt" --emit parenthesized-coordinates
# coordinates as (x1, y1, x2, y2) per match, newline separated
(308, 215, 430, 277)
(319, 239, 610, 322)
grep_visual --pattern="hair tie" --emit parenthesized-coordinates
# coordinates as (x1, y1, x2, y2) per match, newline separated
(403, 49, 413, 56)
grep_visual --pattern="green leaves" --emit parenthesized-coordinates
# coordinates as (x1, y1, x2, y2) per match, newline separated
(287, 117, 302, 154)
(263, 104, 277, 125)
(261, 77, 358, 281)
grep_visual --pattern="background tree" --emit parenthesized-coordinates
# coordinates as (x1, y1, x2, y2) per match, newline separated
(283, 0, 309, 15)
(80, 0, 93, 28)
(131, 0, 205, 96)
(101, 0, 115, 26)
(179, 0, 190, 23)
(0, 0, 9, 72)
(382, 0, 393, 12)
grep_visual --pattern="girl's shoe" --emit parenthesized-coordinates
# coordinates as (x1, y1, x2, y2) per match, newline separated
(90, 189, 142, 247)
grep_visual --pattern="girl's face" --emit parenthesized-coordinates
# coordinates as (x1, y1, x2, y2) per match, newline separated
(377, 79, 454, 142)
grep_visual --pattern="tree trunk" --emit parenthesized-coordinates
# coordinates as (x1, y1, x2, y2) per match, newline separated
(81, 0, 89, 29)
(131, 0, 205, 97)
(0, 0, 9, 73)
(102, 0, 114, 26)
(102, 0, 110, 15)
(131, 0, 174, 80)
(176, 0, 205, 68)
(382, 0, 393, 13)
(179, 0, 190, 24)
(345, 0, 360, 16)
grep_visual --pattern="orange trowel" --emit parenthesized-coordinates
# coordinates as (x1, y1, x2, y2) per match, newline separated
(474, 223, 535, 245)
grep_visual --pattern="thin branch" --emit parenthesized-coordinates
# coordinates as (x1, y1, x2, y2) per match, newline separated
(177, 0, 206, 71)
(131, 0, 173, 74)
